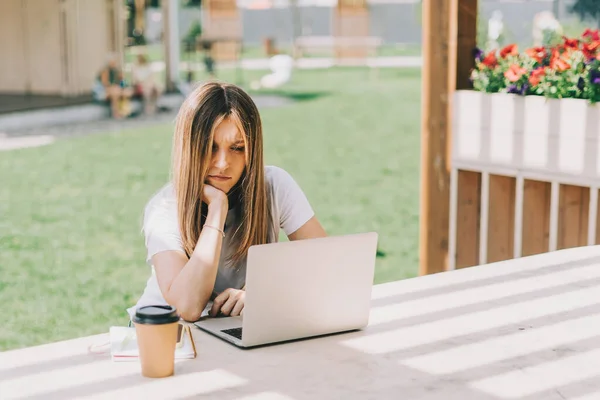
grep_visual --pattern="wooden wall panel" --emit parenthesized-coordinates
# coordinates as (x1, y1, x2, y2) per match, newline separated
(558, 185, 590, 250)
(455, 170, 481, 268)
(487, 175, 515, 263)
(522, 180, 551, 257)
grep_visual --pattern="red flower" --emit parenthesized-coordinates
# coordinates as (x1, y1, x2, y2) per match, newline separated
(563, 37, 579, 50)
(481, 51, 498, 68)
(529, 68, 546, 87)
(583, 41, 600, 59)
(500, 44, 518, 59)
(588, 41, 600, 51)
(550, 49, 571, 72)
(505, 64, 527, 82)
(583, 29, 600, 41)
(525, 46, 546, 63)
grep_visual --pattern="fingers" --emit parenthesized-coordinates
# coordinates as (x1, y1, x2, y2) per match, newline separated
(231, 298, 244, 317)
(219, 293, 238, 316)
(210, 289, 245, 317)
(221, 290, 244, 316)
(210, 290, 230, 317)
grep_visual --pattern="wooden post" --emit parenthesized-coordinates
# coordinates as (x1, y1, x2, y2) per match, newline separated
(419, 0, 477, 275)
(162, 0, 180, 92)
(456, 0, 478, 90)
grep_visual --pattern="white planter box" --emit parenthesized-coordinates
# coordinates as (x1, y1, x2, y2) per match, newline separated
(453, 90, 600, 181)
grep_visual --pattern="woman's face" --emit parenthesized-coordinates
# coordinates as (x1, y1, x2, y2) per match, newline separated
(206, 118, 247, 194)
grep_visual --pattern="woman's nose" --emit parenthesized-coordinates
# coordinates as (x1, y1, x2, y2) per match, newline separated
(213, 149, 228, 169)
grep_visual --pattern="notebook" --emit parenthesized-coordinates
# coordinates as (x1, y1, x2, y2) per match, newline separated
(109, 324, 197, 362)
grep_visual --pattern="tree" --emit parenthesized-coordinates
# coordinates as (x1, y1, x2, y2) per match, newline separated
(571, 0, 600, 27)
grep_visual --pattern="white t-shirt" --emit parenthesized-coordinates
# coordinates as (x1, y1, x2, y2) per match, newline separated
(127, 166, 314, 317)
(132, 64, 155, 85)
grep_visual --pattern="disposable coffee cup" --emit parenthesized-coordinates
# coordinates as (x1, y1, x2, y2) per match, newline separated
(132, 305, 180, 378)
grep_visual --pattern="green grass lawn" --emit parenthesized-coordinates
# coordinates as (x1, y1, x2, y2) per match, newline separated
(125, 43, 421, 64)
(0, 67, 422, 351)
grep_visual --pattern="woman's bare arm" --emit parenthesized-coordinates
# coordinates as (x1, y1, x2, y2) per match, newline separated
(287, 216, 327, 241)
(152, 200, 227, 321)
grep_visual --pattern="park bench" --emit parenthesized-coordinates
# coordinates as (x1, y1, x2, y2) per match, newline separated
(293, 35, 382, 67)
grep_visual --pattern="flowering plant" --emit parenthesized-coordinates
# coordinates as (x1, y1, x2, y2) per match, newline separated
(470, 29, 600, 103)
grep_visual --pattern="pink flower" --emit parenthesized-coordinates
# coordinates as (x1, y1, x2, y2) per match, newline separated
(525, 47, 546, 63)
(505, 64, 527, 82)
(529, 68, 546, 87)
(550, 49, 571, 72)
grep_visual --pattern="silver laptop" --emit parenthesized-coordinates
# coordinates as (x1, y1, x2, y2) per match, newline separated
(194, 232, 378, 348)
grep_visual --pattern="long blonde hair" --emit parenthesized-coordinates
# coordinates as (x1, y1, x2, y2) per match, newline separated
(172, 82, 270, 263)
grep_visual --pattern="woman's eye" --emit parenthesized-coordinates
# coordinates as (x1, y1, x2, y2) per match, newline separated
(232, 146, 245, 152)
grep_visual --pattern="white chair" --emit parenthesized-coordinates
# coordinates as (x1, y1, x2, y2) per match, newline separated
(251, 54, 294, 90)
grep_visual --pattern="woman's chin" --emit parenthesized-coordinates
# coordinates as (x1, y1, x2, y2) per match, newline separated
(208, 181, 230, 193)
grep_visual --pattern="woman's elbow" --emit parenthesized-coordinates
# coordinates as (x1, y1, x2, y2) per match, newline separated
(173, 298, 205, 322)
(179, 308, 202, 322)
(162, 286, 210, 322)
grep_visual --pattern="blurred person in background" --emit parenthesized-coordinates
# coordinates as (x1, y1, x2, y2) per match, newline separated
(132, 54, 162, 116)
(93, 54, 133, 119)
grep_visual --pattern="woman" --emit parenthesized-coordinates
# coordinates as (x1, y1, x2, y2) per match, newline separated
(128, 82, 327, 322)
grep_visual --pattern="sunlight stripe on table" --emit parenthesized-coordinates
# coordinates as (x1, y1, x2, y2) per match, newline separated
(399, 313, 600, 375)
(342, 285, 600, 355)
(0, 334, 108, 373)
(0, 359, 139, 399)
(0, 360, 244, 399)
(369, 263, 600, 326)
(77, 369, 247, 400)
(369, 246, 600, 301)
(566, 391, 600, 400)
(233, 392, 296, 400)
(469, 349, 600, 399)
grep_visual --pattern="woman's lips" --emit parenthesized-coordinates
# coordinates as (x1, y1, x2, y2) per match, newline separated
(208, 175, 232, 181)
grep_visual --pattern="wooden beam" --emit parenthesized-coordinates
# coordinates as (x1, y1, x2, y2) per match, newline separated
(456, 0, 478, 90)
(419, 0, 478, 275)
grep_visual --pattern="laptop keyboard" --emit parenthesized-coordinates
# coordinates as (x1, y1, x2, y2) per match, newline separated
(221, 327, 243, 340)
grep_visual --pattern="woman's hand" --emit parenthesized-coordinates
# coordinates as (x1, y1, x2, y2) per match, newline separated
(202, 184, 228, 209)
(210, 288, 245, 317)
